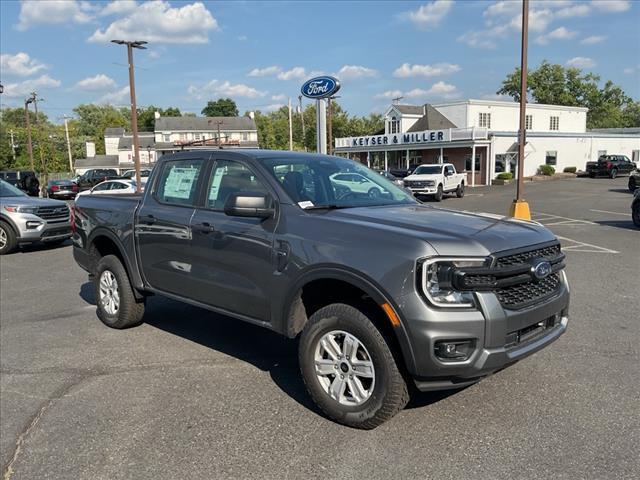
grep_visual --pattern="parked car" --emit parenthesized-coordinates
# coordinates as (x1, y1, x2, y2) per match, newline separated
(376, 170, 404, 187)
(628, 168, 640, 192)
(121, 169, 152, 182)
(0, 170, 40, 196)
(0, 179, 72, 254)
(46, 179, 78, 199)
(76, 169, 120, 191)
(633, 189, 640, 228)
(75, 179, 140, 199)
(403, 163, 466, 201)
(73, 150, 570, 429)
(586, 155, 636, 179)
(329, 172, 389, 198)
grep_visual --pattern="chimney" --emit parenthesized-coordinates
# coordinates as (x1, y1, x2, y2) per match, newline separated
(86, 142, 95, 158)
(154, 111, 161, 119)
(248, 111, 255, 120)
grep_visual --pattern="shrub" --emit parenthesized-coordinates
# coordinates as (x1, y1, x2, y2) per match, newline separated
(496, 172, 513, 180)
(538, 165, 555, 176)
(563, 166, 577, 173)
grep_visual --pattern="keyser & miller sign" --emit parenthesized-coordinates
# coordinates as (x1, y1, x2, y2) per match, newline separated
(337, 129, 451, 148)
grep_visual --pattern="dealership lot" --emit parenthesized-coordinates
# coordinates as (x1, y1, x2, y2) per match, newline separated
(1, 177, 638, 479)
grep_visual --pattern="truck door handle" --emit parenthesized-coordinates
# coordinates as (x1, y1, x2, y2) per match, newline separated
(143, 214, 156, 224)
(195, 222, 215, 233)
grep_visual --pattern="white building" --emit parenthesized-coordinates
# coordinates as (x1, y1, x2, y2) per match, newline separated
(334, 99, 640, 186)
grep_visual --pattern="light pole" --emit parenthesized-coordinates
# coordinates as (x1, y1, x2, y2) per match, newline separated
(111, 39, 148, 193)
(327, 95, 340, 156)
(510, 0, 531, 220)
(24, 97, 35, 171)
(62, 115, 74, 172)
(298, 95, 306, 151)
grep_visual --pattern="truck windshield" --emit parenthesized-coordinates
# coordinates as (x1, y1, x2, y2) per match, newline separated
(0, 179, 27, 197)
(413, 165, 443, 175)
(259, 156, 417, 209)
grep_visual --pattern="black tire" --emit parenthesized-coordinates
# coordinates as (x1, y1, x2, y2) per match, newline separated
(0, 221, 18, 255)
(299, 303, 409, 429)
(610, 168, 618, 179)
(367, 187, 381, 198)
(456, 182, 465, 198)
(628, 177, 637, 192)
(434, 184, 443, 202)
(633, 201, 640, 228)
(94, 255, 145, 329)
(589, 172, 596, 178)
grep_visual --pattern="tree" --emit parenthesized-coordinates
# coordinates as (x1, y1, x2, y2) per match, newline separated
(137, 105, 182, 132)
(73, 104, 129, 154)
(497, 60, 638, 128)
(201, 98, 239, 117)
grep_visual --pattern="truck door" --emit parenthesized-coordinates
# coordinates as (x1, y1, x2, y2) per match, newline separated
(444, 164, 455, 190)
(137, 157, 206, 297)
(188, 158, 277, 322)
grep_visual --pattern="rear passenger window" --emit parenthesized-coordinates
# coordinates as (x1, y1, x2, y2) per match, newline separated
(155, 159, 203, 206)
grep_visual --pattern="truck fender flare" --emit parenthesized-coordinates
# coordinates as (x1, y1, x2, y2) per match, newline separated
(0, 214, 19, 237)
(282, 266, 418, 373)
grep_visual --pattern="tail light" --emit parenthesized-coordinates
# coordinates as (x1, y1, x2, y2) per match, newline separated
(72, 184, 78, 192)
(607, 162, 612, 169)
(51, 185, 59, 191)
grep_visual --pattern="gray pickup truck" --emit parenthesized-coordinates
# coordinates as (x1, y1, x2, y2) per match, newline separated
(73, 150, 569, 429)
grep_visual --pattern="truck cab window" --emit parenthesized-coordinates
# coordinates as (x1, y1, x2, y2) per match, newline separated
(206, 160, 267, 210)
(155, 159, 203, 206)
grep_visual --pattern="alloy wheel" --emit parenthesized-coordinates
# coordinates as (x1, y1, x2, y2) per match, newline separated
(99, 270, 120, 316)
(0, 227, 6, 250)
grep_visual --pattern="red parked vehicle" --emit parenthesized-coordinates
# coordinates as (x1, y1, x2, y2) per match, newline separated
(46, 179, 78, 199)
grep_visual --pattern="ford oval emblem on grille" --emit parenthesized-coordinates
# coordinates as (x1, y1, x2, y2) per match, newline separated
(531, 260, 552, 280)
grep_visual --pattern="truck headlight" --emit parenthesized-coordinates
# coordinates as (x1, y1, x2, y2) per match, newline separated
(3, 205, 38, 214)
(421, 258, 488, 308)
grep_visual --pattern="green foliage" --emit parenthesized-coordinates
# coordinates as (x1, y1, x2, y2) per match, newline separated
(538, 165, 555, 176)
(137, 105, 182, 132)
(202, 98, 239, 117)
(496, 172, 513, 180)
(563, 166, 577, 173)
(73, 104, 130, 154)
(497, 60, 638, 129)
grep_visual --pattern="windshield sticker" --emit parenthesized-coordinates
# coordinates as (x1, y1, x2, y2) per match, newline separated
(164, 167, 198, 199)
(298, 201, 315, 209)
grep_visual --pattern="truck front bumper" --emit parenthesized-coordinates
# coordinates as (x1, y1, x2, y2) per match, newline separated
(408, 187, 437, 195)
(399, 274, 570, 391)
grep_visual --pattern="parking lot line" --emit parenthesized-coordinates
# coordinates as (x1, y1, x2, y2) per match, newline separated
(589, 209, 631, 217)
(555, 235, 619, 254)
(531, 212, 597, 226)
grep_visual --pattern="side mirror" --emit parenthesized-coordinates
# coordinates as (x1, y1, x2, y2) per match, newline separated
(224, 192, 275, 219)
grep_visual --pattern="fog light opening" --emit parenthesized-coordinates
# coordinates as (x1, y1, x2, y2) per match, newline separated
(435, 340, 475, 361)
(26, 221, 42, 229)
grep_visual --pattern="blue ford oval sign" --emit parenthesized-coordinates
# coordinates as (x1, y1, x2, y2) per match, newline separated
(301, 76, 341, 99)
(531, 260, 552, 280)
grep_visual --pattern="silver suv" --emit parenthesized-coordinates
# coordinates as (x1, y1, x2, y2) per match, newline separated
(0, 179, 72, 254)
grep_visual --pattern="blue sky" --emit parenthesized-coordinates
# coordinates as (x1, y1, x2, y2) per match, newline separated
(1, 0, 639, 122)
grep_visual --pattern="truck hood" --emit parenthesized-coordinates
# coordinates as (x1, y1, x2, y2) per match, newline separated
(0, 195, 67, 207)
(327, 204, 555, 256)
(404, 173, 441, 182)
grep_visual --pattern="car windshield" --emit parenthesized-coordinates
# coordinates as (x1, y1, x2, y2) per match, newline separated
(0, 179, 27, 197)
(413, 165, 442, 175)
(260, 155, 417, 209)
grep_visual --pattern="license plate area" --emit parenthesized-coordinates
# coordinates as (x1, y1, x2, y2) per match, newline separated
(505, 314, 559, 349)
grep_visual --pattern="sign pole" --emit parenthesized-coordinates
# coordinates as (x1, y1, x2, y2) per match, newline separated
(316, 99, 327, 154)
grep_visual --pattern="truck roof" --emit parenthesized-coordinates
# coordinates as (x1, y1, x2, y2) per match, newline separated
(158, 149, 339, 163)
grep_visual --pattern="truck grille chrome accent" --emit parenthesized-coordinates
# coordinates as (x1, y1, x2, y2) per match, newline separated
(36, 205, 70, 221)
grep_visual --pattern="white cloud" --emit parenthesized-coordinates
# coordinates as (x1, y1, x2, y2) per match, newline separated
(89, 1, 218, 44)
(99, 0, 138, 16)
(535, 26, 577, 45)
(404, 0, 454, 29)
(16, 0, 92, 30)
(98, 86, 130, 105)
(75, 74, 117, 91)
(247, 66, 282, 77)
(591, 0, 630, 12)
(458, 29, 500, 49)
(581, 35, 606, 45)
(0, 52, 47, 77)
(262, 103, 285, 112)
(374, 90, 403, 100)
(393, 62, 461, 78)
(187, 80, 265, 100)
(336, 65, 377, 79)
(510, 9, 554, 32)
(2, 75, 62, 98)
(481, 93, 513, 101)
(237, 35, 248, 41)
(566, 57, 597, 69)
(556, 4, 591, 18)
(404, 88, 430, 98)
(483, 1, 520, 19)
(623, 67, 635, 74)
(426, 81, 457, 95)
(277, 67, 307, 81)
(271, 94, 287, 101)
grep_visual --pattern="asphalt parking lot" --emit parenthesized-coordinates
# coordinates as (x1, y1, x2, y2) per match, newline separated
(1, 176, 638, 480)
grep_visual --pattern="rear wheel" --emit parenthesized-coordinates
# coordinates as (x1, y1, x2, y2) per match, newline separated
(633, 201, 640, 228)
(0, 222, 17, 255)
(94, 255, 145, 329)
(456, 182, 465, 198)
(628, 177, 637, 192)
(299, 303, 409, 429)
(610, 168, 618, 179)
(589, 172, 596, 178)
(434, 184, 443, 202)
(367, 187, 381, 199)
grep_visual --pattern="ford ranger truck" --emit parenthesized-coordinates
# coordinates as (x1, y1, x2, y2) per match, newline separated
(72, 150, 570, 429)
(403, 163, 466, 201)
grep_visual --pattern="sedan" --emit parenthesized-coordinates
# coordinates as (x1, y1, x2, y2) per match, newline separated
(75, 179, 141, 200)
(376, 170, 405, 187)
(46, 179, 78, 199)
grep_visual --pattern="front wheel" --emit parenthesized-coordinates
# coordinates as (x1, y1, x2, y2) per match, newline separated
(633, 201, 640, 228)
(610, 168, 618, 179)
(434, 184, 443, 202)
(628, 177, 637, 192)
(299, 303, 409, 429)
(456, 182, 465, 198)
(94, 255, 145, 329)
(367, 187, 381, 199)
(0, 222, 17, 255)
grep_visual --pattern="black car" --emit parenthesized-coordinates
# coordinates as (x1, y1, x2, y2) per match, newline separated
(46, 179, 78, 199)
(586, 155, 636, 179)
(76, 169, 120, 191)
(632, 190, 640, 228)
(628, 169, 640, 192)
(0, 170, 40, 196)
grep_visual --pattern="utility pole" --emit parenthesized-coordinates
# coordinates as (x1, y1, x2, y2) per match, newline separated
(217, 120, 223, 148)
(112, 39, 148, 193)
(509, 0, 531, 220)
(298, 95, 306, 151)
(327, 97, 333, 155)
(63, 115, 73, 172)
(288, 98, 293, 151)
(23, 99, 34, 171)
(9, 130, 16, 161)
(31, 93, 48, 194)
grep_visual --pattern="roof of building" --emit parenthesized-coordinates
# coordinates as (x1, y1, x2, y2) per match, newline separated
(432, 99, 590, 112)
(407, 104, 458, 131)
(74, 155, 119, 168)
(155, 116, 257, 132)
(390, 104, 425, 115)
(118, 135, 156, 150)
(104, 127, 125, 137)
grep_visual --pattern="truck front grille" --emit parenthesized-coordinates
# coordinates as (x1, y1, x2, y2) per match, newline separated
(495, 244, 561, 268)
(36, 205, 70, 221)
(495, 272, 561, 309)
(405, 180, 435, 188)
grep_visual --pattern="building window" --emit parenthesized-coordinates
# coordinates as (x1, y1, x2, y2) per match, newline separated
(597, 150, 607, 159)
(525, 115, 533, 130)
(179, 133, 186, 141)
(465, 154, 481, 171)
(195, 133, 201, 141)
(550, 116, 559, 131)
(495, 154, 507, 173)
(632, 150, 639, 163)
(545, 151, 557, 166)
(242, 132, 248, 141)
(478, 113, 491, 128)
(163, 134, 170, 142)
(388, 116, 400, 134)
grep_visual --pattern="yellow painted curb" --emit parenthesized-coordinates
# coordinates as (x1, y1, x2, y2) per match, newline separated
(509, 200, 531, 220)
